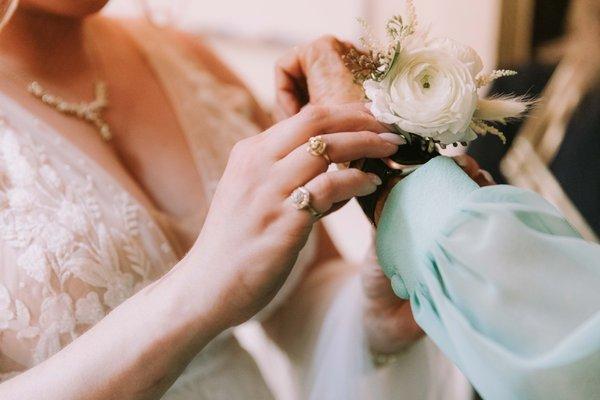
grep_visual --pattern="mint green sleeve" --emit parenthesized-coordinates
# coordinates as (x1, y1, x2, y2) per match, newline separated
(376, 156, 600, 400)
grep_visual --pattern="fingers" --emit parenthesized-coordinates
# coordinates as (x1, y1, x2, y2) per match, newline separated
(454, 155, 496, 187)
(275, 46, 308, 118)
(454, 155, 480, 176)
(274, 131, 400, 189)
(272, 102, 295, 124)
(471, 169, 496, 187)
(303, 169, 382, 215)
(267, 103, 388, 158)
(361, 243, 396, 301)
(274, 36, 362, 119)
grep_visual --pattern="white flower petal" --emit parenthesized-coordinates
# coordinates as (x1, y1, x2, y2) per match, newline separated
(429, 37, 484, 78)
(363, 41, 480, 145)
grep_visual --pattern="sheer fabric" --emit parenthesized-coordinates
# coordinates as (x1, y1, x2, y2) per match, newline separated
(0, 95, 178, 378)
(377, 156, 600, 399)
(0, 19, 313, 398)
(0, 18, 470, 399)
(306, 276, 470, 400)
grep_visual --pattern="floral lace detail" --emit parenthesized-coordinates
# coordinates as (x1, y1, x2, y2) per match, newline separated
(0, 21, 315, 397)
(0, 114, 177, 374)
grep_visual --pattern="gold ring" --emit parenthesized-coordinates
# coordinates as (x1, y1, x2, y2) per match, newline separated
(290, 186, 323, 219)
(307, 136, 331, 164)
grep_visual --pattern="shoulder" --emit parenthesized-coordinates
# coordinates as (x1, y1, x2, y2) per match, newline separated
(167, 28, 248, 88)
(101, 17, 271, 128)
(169, 27, 271, 126)
(96, 16, 240, 84)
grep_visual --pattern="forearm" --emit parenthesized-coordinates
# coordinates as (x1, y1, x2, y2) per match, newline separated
(0, 256, 225, 400)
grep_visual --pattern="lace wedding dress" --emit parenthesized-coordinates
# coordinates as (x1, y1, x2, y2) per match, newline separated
(0, 19, 469, 399)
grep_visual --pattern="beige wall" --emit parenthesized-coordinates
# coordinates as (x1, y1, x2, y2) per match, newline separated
(107, 0, 502, 102)
(372, 0, 502, 68)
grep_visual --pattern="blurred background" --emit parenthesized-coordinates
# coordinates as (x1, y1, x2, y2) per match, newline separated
(106, 0, 596, 263)
(46, 1, 598, 399)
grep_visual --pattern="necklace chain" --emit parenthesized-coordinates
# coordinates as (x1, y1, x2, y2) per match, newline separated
(0, 22, 113, 142)
(27, 80, 112, 141)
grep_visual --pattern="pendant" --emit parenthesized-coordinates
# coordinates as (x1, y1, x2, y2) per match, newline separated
(28, 81, 112, 141)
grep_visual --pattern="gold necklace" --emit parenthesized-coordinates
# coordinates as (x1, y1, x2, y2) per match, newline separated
(18, 24, 114, 142)
(27, 80, 112, 141)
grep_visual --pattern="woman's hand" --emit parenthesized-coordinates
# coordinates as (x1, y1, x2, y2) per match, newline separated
(274, 36, 364, 121)
(362, 242, 423, 355)
(190, 103, 400, 328)
(364, 155, 495, 355)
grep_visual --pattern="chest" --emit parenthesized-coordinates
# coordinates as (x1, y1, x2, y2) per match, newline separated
(1, 23, 259, 253)
(8, 47, 211, 252)
(103, 52, 208, 248)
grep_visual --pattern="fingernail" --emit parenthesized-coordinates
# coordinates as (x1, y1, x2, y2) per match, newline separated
(455, 156, 468, 168)
(367, 173, 383, 186)
(378, 132, 406, 145)
(480, 170, 496, 185)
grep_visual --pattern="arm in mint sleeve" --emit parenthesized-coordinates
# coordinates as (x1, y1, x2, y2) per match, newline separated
(376, 156, 600, 400)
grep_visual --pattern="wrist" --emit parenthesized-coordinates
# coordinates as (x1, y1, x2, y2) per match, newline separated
(370, 349, 406, 369)
(151, 254, 232, 345)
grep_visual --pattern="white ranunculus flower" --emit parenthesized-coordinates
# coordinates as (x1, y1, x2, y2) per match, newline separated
(365, 36, 482, 144)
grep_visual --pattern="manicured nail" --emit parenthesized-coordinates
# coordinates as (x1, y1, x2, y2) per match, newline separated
(455, 157, 468, 168)
(378, 132, 407, 145)
(480, 170, 496, 185)
(367, 173, 383, 186)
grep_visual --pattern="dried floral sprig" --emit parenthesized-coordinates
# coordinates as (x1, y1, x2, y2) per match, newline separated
(405, 0, 418, 35)
(357, 18, 382, 54)
(345, 3, 417, 84)
(343, 45, 396, 84)
(345, 0, 529, 146)
(470, 120, 507, 144)
(343, 49, 382, 84)
(474, 96, 531, 124)
(386, 15, 405, 41)
(476, 69, 518, 88)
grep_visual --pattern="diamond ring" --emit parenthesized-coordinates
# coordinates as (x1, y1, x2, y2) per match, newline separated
(290, 186, 323, 218)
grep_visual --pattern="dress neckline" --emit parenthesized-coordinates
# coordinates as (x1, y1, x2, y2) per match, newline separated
(0, 17, 207, 259)
(0, 86, 181, 259)
(0, 16, 262, 258)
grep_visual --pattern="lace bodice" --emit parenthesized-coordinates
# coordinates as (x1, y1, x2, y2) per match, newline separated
(0, 20, 315, 394)
(0, 99, 178, 377)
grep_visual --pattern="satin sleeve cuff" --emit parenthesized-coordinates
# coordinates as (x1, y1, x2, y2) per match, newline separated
(376, 156, 479, 299)
(375, 156, 600, 400)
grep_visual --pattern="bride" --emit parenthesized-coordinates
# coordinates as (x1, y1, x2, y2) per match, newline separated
(0, 1, 478, 399)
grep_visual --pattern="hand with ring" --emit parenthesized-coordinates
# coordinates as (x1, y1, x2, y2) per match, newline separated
(189, 103, 401, 327)
(274, 36, 364, 120)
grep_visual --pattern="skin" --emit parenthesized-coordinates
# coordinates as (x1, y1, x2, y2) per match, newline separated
(274, 37, 496, 353)
(18, 0, 110, 17)
(273, 37, 424, 353)
(0, 2, 401, 398)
